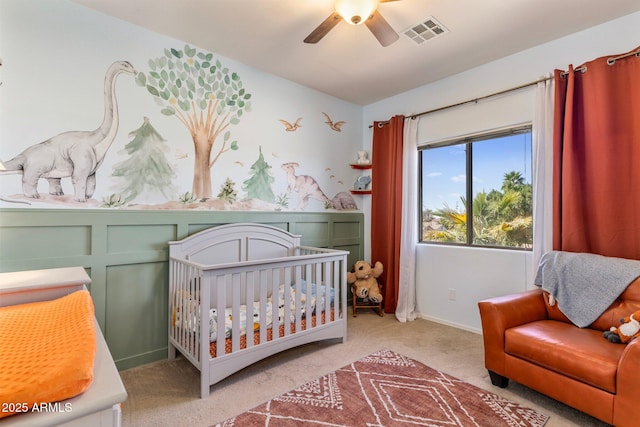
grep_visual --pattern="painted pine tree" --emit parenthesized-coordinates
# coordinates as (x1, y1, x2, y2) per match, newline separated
(111, 117, 177, 203)
(242, 146, 275, 202)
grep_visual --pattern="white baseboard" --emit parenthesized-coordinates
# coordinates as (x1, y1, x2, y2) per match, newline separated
(416, 313, 483, 335)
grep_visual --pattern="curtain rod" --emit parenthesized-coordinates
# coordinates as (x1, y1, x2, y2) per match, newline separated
(369, 76, 552, 128)
(561, 47, 640, 76)
(371, 47, 639, 128)
(607, 47, 640, 65)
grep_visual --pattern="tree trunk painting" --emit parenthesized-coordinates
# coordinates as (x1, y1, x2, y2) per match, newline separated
(193, 129, 213, 199)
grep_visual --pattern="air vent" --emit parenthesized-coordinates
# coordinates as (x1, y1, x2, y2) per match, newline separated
(403, 16, 448, 45)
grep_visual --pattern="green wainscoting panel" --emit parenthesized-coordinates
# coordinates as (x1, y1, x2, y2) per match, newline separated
(295, 222, 329, 247)
(106, 262, 169, 370)
(1, 225, 91, 260)
(107, 224, 177, 254)
(0, 209, 364, 370)
(187, 222, 224, 236)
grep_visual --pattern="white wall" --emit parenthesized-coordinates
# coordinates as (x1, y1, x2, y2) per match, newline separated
(363, 12, 640, 332)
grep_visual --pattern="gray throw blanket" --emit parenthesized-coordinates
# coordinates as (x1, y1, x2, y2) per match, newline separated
(534, 251, 640, 327)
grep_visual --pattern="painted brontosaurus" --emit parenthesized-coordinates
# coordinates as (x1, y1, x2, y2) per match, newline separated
(0, 61, 136, 202)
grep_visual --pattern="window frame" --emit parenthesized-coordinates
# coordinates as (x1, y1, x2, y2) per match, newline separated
(418, 124, 533, 251)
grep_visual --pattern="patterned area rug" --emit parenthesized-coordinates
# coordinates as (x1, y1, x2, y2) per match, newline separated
(214, 349, 549, 426)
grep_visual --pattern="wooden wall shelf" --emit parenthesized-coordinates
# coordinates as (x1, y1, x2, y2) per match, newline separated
(350, 163, 372, 170)
(350, 189, 372, 195)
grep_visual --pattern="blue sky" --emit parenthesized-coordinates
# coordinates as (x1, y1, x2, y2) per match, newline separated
(421, 133, 532, 212)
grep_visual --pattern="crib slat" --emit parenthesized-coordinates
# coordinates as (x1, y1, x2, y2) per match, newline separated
(245, 271, 255, 350)
(283, 266, 292, 338)
(215, 275, 226, 359)
(324, 261, 330, 324)
(295, 265, 302, 333)
(231, 273, 241, 353)
(305, 263, 313, 330)
(259, 271, 266, 348)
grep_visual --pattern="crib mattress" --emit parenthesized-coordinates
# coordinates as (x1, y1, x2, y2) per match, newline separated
(210, 310, 334, 357)
(0, 290, 96, 419)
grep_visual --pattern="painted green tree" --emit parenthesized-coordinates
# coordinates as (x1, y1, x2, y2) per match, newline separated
(217, 177, 238, 203)
(242, 146, 275, 202)
(135, 44, 252, 199)
(111, 117, 176, 203)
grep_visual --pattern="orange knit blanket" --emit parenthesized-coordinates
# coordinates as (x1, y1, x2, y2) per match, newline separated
(0, 290, 96, 418)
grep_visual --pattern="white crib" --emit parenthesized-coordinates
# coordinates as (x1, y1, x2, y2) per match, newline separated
(168, 223, 349, 398)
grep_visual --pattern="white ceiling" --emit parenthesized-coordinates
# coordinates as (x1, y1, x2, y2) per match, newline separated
(72, 0, 640, 105)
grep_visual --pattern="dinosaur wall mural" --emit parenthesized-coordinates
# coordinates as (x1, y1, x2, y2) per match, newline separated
(0, 39, 360, 211)
(282, 162, 356, 210)
(281, 161, 331, 209)
(0, 2, 363, 212)
(0, 60, 137, 204)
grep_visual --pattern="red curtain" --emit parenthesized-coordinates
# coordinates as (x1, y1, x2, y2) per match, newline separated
(553, 46, 640, 259)
(371, 115, 404, 312)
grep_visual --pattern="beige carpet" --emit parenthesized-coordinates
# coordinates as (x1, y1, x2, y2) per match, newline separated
(119, 313, 610, 427)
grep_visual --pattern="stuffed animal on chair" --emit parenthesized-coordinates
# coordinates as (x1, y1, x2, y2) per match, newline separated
(347, 260, 384, 303)
(603, 310, 640, 343)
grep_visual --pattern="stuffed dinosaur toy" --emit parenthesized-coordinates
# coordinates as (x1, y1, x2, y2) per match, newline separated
(603, 310, 640, 343)
(347, 260, 384, 303)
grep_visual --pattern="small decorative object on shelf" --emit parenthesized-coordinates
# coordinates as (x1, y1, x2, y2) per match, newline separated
(354, 175, 371, 191)
(356, 150, 370, 165)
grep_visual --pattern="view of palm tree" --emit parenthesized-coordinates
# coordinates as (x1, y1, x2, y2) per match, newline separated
(421, 131, 532, 248)
(423, 171, 532, 247)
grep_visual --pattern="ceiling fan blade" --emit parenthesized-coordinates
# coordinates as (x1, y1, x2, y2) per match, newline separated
(365, 10, 399, 47)
(304, 12, 342, 44)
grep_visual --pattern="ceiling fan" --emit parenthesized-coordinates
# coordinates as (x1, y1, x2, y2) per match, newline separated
(304, 0, 401, 47)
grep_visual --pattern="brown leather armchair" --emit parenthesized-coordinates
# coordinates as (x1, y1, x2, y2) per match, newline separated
(478, 277, 640, 427)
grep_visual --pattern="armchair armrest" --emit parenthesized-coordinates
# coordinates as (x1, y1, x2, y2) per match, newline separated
(614, 339, 640, 425)
(478, 289, 547, 375)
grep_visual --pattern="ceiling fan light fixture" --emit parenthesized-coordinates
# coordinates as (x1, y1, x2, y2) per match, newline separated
(335, 0, 379, 25)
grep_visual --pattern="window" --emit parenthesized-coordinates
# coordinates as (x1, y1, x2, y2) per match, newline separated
(420, 126, 532, 249)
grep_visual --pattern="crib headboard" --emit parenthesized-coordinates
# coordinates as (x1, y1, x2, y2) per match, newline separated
(168, 223, 302, 265)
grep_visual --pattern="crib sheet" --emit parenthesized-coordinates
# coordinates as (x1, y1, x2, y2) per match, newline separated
(173, 282, 334, 341)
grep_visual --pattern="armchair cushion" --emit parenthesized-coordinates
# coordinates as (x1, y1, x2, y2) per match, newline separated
(505, 320, 624, 392)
